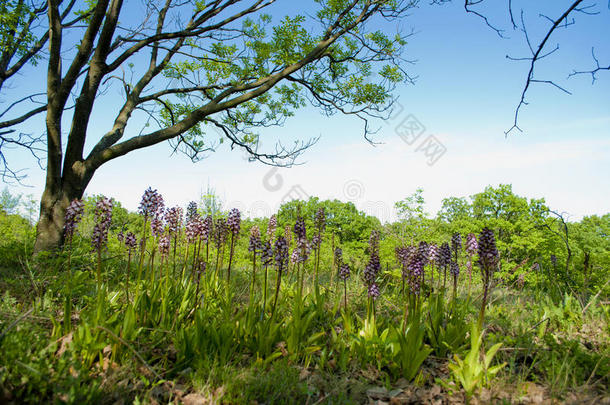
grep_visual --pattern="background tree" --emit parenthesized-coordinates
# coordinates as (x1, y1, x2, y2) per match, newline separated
(199, 184, 224, 219)
(438, 196, 471, 224)
(393, 187, 428, 243)
(571, 214, 610, 294)
(0, 186, 22, 215)
(277, 197, 380, 246)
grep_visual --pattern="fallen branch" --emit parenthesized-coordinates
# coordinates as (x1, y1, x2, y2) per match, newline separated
(582, 278, 610, 315)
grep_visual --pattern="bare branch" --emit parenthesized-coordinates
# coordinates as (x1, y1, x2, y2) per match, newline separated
(206, 117, 318, 167)
(0, 93, 46, 118)
(508, 0, 517, 29)
(285, 74, 389, 145)
(530, 79, 572, 95)
(0, 131, 45, 184)
(464, 0, 506, 38)
(568, 47, 610, 84)
(505, 0, 584, 136)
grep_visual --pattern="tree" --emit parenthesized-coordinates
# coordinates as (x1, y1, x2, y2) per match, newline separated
(438, 196, 471, 223)
(199, 184, 223, 218)
(277, 197, 379, 244)
(0, 0, 414, 252)
(394, 187, 425, 221)
(393, 188, 427, 242)
(571, 214, 610, 292)
(0, 186, 22, 214)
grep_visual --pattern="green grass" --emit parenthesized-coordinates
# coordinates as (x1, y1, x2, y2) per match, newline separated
(0, 233, 608, 404)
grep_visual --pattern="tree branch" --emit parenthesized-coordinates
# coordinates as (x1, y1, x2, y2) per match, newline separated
(0, 130, 45, 183)
(505, 0, 584, 136)
(84, 0, 380, 172)
(568, 47, 610, 84)
(464, 0, 506, 38)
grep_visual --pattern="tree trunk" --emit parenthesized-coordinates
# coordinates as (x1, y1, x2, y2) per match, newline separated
(34, 192, 65, 253)
(33, 117, 89, 255)
(33, 186, 83, 254)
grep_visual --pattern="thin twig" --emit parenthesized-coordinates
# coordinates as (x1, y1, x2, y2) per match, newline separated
(0, 307, 34, 342)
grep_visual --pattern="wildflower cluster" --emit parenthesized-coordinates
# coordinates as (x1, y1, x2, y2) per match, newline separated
(58, 189, 512, 389)
(166, 206, 183, 235)
(267, 214, 277, 240)
(214, 218, 227, 248)
(202, 215, 213, 243)
(274, 236, 289, 273)
(478, 227, 499, 274)
(418, 241, 429, 267)
(186, 201, 198, 222)
(364, 230, 381, 299)
(450, 260, 460, 277)
(395, 246, 410, 279)
(407, 248, 424, 294)
(283, 224, 292, 246)
(260, 240, 273, 266)
(339, 263, 351, 281)
(227, 208, 241, 235)
(368, 283, 380, 300)
(64, 199, 85, 243)
(158, 235, 171, 259)
(139, 187, 163, 218)
(312, 208, 325, 248)
(295, 237, 311, 263)
(451, 232, 462, 255)
(427, 243, 438, 266)
(465, 233, 478, 273)
(150, 216, 164, 237)
(92, 196, 113, 251)
(437, 242, 451, 268)
(293, 216, 311, 263)
(124, 232, 137, 250)
(248, 226, 262, 253)
(466, 233, 478, 256)
(293, 216, 306, 240)
(477, 227, 500, 327)
(334, 247, 343, 267)
(185, 214, 201, 244)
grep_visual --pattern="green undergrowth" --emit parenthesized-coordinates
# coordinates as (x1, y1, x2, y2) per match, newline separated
(0, 257, 607, 404)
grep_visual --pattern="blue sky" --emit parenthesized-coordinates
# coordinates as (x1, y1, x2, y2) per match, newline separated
(5, 0, 610, 221)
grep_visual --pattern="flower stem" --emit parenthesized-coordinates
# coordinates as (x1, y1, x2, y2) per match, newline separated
(227, 233, 235, 283)
(271, 268, 282, 319)
(126, 251, 131, 302)
(262, 264, 268, 319)
(135, 216, 148, 297)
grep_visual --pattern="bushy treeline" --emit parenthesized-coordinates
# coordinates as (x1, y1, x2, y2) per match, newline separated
(1, 184, 607, 301)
